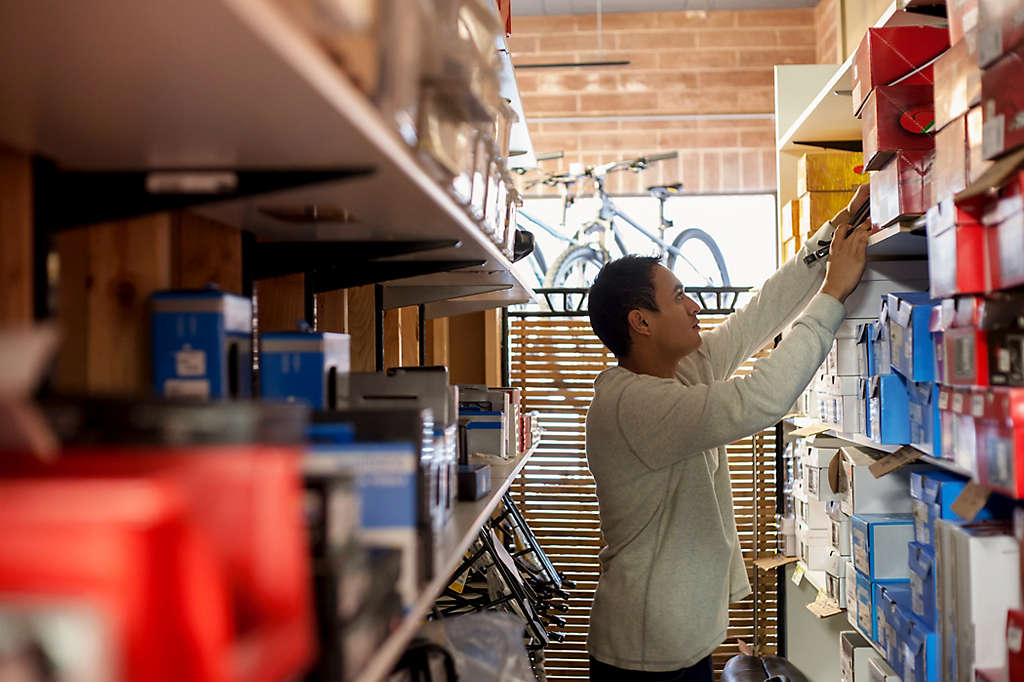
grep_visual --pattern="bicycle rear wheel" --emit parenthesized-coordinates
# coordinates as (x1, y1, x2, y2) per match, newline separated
(542, 244, 609, 289)
(666, 228, 731, 287)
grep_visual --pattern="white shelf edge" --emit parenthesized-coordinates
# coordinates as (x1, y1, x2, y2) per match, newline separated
(783, 416, 973, 478)
(353, 445, 538, 682)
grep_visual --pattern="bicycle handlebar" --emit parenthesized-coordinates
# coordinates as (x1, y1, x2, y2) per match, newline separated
(527, 151, 680, 188)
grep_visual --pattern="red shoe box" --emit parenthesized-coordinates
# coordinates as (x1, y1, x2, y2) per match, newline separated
(983, 171, 1024, 290)
(975, 387, 1024, 497)
(861, 85, 936, 171)
(871, 150, 932, 227)
(978, 0, 1024, 67)
(927, 196, 988, 297)
(934, 31, 982, 131)
(0, 477, 235, 682)
(851, 26, 949, 117)
(0, 445, 315, 682)
(949, 0, 980, 45)
(938, 385, 958, 460)
(935, 115, 970, 203)
(979, 291, 1024, 387)
(981, 43, 1024, 160)
(939, 296, 990, 387)
(1009, 609, 1024, 682)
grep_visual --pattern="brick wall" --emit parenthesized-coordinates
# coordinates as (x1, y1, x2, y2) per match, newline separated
(814, 0, 840, 64)
(511, 8, 816, 194)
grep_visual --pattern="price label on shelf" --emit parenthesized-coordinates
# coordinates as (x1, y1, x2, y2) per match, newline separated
(791, 563, 805, 586)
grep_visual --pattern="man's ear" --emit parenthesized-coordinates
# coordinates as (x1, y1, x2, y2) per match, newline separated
(627, 309, 650, 336)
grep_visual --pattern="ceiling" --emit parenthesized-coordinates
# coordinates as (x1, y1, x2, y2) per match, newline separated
(512, 0, 817, 14)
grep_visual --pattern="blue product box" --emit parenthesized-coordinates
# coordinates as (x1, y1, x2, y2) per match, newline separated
(908, 381, 941, 456)
(855, 570, 878, 641)
(886, 292, 938, 383)
(852, 513, 914, 581)
(304, 440, 420, 608)
(260, 331, 350, 409)
(868, 373, 910, 444)
(857, 377, 871, 436)
(874, 582, 912, 664)
(908, 542, 937, 631)
(875, 298, 893, 376)
(151, 289, 252, 399)
(902, 617, 939, 682)
(858, 322, 876, 378)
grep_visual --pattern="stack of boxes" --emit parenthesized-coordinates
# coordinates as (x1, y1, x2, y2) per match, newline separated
(781, 151, 866, 264)
(149, 292, 534, 678)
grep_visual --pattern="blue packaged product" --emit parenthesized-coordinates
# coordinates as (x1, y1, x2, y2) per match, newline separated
(908, 381, 941, 456)
(852, 513, 914, 581)
(868, 373, 910, 445)
(151, 289, 252, 399)
(260, 331, 350, 409)
(887, 292, 938, 382)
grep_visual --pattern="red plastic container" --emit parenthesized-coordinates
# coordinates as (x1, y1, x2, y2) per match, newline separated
(0, 445, 315, 682)
(927, 197, 988, 297)
(0, 477, 235, 682)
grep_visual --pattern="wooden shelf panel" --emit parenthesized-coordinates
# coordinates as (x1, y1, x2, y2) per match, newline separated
(354, 446, 537, 682)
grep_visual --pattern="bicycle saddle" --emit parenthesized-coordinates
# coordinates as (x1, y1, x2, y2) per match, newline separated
(647, 183, 683, 199)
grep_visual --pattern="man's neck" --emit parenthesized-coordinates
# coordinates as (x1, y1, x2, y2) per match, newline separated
(618, 350, 679, 380)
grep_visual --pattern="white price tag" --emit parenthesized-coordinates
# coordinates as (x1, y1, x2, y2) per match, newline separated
(175, 349, 206, 377)
(1009, 625, 1023, 653)
(952, 392, 965, 413)
(971, 394, 985, 418)
(792, 563, 805, 586)
(164, 378, 210, 399)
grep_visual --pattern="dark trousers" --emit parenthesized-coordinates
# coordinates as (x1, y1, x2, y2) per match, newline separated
(589, 654, 713, 682)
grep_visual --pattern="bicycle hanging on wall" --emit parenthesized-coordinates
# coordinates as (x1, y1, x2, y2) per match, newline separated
(516, 151, 731, 291)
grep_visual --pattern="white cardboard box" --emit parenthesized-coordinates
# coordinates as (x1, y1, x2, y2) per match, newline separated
(797, 520, 831, 570)
(826, 548, 848, 607)
(831, 512, 852, 556)
(839, 446, 916, 516)
(797, 496, 831, 530)
(866, 653, 899, 682)
(840, 630, 873, 682)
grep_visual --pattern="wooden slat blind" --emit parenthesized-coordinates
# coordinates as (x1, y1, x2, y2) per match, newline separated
(508, 315, 779, 680)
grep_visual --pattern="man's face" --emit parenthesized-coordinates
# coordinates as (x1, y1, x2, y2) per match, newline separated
(643, 265, 703, 358)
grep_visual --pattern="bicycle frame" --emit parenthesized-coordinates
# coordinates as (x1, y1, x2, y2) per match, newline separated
(590, 176, 716, 286)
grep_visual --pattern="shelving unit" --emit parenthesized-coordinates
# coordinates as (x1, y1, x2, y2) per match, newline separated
(773, 0, 945, 260)
(784, 416, 974, 479)
(0, 0, 535, 317)
(355, 446, 537, 682)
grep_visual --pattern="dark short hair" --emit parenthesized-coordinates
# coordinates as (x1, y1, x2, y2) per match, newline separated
(588, 255, 661, 358)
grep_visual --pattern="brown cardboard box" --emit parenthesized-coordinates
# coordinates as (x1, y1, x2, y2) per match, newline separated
(781, 235, 799, 264)
(797, 152, 869, 195)
(800, 190, 854, 239)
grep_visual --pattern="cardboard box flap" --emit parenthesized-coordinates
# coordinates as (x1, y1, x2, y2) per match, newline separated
(841, 444, 884, 468)
(857, 322, 872, 344)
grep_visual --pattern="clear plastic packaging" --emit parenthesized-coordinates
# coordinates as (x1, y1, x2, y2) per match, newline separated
(457, 0, 504, 67)
(502, 185, 522, 259)
(493, 98, 518, 162)
(469, 131, 493, 220)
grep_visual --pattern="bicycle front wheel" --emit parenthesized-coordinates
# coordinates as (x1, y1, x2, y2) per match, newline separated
(666, 228, 731, 287)
(543, 244, 609, 289)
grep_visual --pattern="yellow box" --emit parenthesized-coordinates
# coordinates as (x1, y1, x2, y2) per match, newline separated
(797, 151, 869, 195)
(799, 190, 853, 240)
(780, 199, 801, 241)
(781, 235, 799, 263)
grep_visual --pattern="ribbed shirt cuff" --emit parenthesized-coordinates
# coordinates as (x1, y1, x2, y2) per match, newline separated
(802, 220, 838, 259)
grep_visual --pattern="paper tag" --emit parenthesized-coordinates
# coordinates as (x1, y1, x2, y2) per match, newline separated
(164, 378, 210, 399)
(870, 446, 923, 478)
(952, 392, 965, 413)
(792, 562, 805, 586)
(979, 24, 1003, 66)
(984, 114, 1006, 160)
(951, 481, 992, 521)
(971, 394, 986, 418)
(938, 390, 950, 410)
(755, 555, 799, 571)
(790, 423, 833, 438)
(1009, 624, 1023, 653)
(175, 349, 206, 377)
(807, 590, 843, 618)
(448, 570, 469, 594)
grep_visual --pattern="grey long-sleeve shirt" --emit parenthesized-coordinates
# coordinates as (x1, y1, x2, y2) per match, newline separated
(585, 220, 846, 671)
